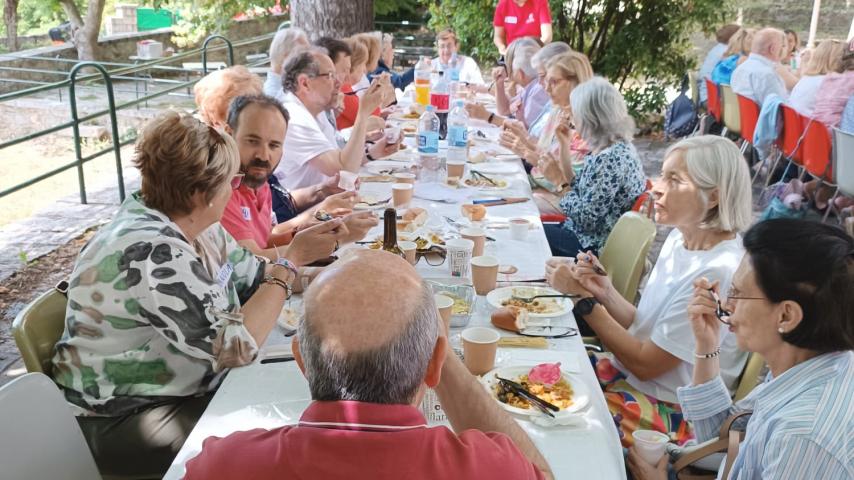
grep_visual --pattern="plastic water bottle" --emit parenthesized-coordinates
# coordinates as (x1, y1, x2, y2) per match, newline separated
(414, 56, 431, 106)
(418, 105, 442, 182)
(447, 53, 461, 82)
(430, 71, 450, 139)
(447, 100, 469, 164)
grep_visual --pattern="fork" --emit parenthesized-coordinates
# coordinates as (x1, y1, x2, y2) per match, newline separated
(361, 197, 391, 206)
(510, 293, 578, 304)
(471, 170, 499, 186)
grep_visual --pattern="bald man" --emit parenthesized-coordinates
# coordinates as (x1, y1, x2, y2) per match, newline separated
(185, 250, 553, 480)
(731, 27, 790, 104)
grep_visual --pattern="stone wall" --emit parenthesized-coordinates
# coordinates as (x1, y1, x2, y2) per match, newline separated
(741, 0, 851, 41)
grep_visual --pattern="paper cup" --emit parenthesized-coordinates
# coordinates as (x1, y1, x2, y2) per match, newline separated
(392, 183, 414, 207)
(446, 238, 474, 278)
(447, 160, 466, 179)
(471, 255, 499, 295)
(338, 170, 359, 191)
(393, 172, 416, 184)
(632, 430, 670, 465)
(509, 218, 531, 241)
(434, 294, 454, 327)
(461, 327, 500, 375)
(460, 227, 486, 257)
(385, 126, 401, 144)
(399, 240, 418, 265)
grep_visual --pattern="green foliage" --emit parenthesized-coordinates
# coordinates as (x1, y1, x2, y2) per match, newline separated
(424, 0, 497, 64)
(375, 0, 422, 18)
(622, 82, 667, 133)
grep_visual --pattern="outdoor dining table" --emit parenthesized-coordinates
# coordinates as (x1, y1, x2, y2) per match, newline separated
(164, 120, 626, 480)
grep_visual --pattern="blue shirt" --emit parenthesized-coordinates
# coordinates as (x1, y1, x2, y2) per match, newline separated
(370, 60, 415, 91)
(677, 351, 854, 479)
(840, 95, 854, 134)
(711, 54, 740, 86)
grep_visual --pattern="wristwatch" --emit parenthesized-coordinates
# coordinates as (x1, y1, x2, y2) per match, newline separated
(572, 297, 600, 318)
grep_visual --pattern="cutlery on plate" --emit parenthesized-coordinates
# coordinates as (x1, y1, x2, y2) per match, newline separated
(471, 170, 499, 186)
(509, 293, 579, 304)
(497, 376, 560, 415)
(359, 197, 391, 207)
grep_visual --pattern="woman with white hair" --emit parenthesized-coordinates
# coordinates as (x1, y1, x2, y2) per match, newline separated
(264, 27, 309, 101)
(541, 76, 645, 256)
(546, 135, 753, 447)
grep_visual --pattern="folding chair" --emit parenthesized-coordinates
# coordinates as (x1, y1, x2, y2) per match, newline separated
(720, 85, 742, 142)
(12, 288, 68, 375)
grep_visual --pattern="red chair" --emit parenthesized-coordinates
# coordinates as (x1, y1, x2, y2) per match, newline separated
(631, 179, 654, 213)
(764, 105, 807, 184)
(540, 214, 566, 223)
(802, 119, 834, 182)
(736, 94, 761, 146)
(705, 78, 722, 124)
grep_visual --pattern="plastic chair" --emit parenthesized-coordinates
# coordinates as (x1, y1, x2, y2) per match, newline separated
(833, 128, 854, 199)
(704, 78, 722, 124)
(12, 289, 68, 375)
(720, 84, 741, 138)
(599, 212, 657, 305)
(0, 373, 101, 480)
(736, 94, 760, 148)
(765, 105, 807, 185)
(733, 352, 765, 402)
(801, 119, 834, 181)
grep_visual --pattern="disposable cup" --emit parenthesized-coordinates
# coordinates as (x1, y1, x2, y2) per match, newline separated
(632, 430, 670, 465)
(392, 183, 414, 207)
(509, 218, 531, 241)
(461, 327, 500, 375)
(470, 255, 499, 295)
(434, 294, 454, 327)
(445, 238, 474, 278)
(447, 160, 466, 179)
(460, 227, 486, 257)
(399, 240, 418, 265)
(338, 170, 359, 191)
(393, 172, 416, 184)
(385, 126, 401, 144)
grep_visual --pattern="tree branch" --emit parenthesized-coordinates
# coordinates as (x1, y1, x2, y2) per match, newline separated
(58, 0, 84, 29)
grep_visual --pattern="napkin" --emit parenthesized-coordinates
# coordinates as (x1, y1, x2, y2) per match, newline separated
(414, 183, 472, 203)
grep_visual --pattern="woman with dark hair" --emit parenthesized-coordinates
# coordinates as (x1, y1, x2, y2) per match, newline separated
(628, 219, 854, 479)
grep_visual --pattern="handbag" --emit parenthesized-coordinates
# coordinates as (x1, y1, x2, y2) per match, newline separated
(672, 411, 752, 480)
(665, 74, 699, 140)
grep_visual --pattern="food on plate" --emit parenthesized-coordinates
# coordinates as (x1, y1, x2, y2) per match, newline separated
(402, 207, 428, 225)
(461, 204, 487, 221)
(500, 297, 562, 315)
(402, 124, 417, 135)
(427, 232, 445, 245)
(278, 306, 300, 330)
(464, 176, 508, 188)
(490, 306, 529, 333)
(493, 364, 574, 410)
(439, 293, 470, 315)
(446, 176, 461, 187)
(468, 151, 487, 164)
(368, 232, 442, 251)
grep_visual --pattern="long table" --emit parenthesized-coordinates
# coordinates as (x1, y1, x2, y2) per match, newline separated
(165, 128, 626, 480)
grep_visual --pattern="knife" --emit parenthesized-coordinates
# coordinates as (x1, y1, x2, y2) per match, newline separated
(472, 197, 529, 207)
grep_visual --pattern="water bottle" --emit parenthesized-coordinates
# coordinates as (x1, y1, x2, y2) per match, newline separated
(417, 105, 442, 182)
(448, 53, 461, 82)
(414, 56, 431, 106)
(430, 71, 450, 139)
(447, 100, 469, 165)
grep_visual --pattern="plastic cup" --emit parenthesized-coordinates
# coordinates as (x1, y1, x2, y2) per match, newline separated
(385, 126, 401, 144)
(399, 240, 418, 265)
(338, 170, 359, 191)
(632, 430, 670, 465)
(460, 227, 486, 257)
(445, 238, 474, 278)
(471, 255, 499, 295)
(392, 183, 414, 207)
(461, 327, 500, 375)
(434, 294, 454, 327)
(393, 172, 416, 184)
(509, 218, 531, 241)
(447, 160, 466, 179)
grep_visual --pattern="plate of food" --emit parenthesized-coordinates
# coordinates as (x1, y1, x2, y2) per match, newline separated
(483, 364, 590, 417)
(463, 173, 509, 191)
(366, 230, 444, 250)
(276, 302, 302, 333)
(365, 160, 414, 176)
(353, 194, 391, 210)
(470, 162, 519, 175)
(486, 286, 572, 318)
(426, 281, 474, 328)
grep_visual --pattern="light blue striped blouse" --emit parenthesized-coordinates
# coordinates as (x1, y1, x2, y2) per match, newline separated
(677, 351, 853, 479)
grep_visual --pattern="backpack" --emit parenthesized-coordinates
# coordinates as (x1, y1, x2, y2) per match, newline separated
(664, 74, 699, 140)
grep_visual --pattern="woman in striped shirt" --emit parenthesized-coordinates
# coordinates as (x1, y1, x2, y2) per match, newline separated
(628, 219, 854, 479)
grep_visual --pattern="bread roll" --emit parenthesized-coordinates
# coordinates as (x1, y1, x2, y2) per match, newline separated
(461, 204, 487, 221)
(491, 307, 529, 333)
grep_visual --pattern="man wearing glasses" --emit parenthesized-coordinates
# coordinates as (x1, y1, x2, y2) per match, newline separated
(273, 47, 400, 191)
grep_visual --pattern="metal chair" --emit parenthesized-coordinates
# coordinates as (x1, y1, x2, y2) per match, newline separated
(720, 84, 742, 141)
(823, 128, 854, 222)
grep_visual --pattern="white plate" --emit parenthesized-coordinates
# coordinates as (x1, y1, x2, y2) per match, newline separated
(470, 162, 520, 175)
(482, 365, 590, 417)
(463, 177, 510, 192)
(365, 161, 414, 175)
(276, 302, 302, 332)
(486, 286, 573, 318)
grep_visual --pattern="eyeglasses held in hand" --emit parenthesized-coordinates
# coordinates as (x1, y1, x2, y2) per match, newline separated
(709, 288, 764, 325)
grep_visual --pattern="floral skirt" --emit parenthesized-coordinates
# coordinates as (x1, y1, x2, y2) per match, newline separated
(589, 352, 693, 448)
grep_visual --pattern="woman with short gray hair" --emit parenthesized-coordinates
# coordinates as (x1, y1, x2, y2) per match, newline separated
(545, 134, 753, 447)
(265, 28, 310, 101)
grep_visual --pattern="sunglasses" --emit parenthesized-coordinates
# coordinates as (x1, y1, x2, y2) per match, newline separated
(709, 287, 765, 325)
(415, 245, 447, 266)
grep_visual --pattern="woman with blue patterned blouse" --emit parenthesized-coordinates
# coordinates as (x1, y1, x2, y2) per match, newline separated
(540, 77, 646, 256)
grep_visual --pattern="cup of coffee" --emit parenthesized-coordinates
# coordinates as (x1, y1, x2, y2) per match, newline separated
(434, 293, 454, 327)
(509, 218, 531, 241)
(392, 183, 414, 207)
(632, 430, 670, 465)
(447, 160, 466, 179)
(471, 255, 499, 295)
(393, 172, 416, 184)
(461, 327, 500, 375)
(445, 238, 474, 278)
(460, 227, 486, 257)
(399, 240, 418, 265)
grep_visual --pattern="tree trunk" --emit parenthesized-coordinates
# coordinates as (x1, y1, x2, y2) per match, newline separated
(291, 0, 374, 41)
(4, 0, 19, 52)
(59, 0, 106, 61)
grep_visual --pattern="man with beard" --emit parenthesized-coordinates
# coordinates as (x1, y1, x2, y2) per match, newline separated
(222, 94, 378, 260)
(273, 47, 401, 190)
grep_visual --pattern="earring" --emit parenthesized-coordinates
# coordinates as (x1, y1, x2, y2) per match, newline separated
(208, 202, 213, 208)
(778, 327, 785, 334)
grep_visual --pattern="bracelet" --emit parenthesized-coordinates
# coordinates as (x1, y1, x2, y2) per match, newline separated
(273, 257, 299, 277)
(263, 274, 292, 299)
(694, 347, 721, 359)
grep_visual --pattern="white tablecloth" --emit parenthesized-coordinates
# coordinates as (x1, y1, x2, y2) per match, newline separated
(165, 131, 626, 480)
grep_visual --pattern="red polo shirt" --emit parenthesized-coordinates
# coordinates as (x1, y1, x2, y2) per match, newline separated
(493, 0, 552, 46)
(184, 400, 545, 480)
(220, 182, 273, 248)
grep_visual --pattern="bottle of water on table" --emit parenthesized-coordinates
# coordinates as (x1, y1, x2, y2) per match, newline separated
(418, 105, 441, 182)
(447, 99, 469, 165)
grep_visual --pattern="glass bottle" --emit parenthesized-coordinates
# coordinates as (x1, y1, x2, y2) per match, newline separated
(381, 208, 405, 257)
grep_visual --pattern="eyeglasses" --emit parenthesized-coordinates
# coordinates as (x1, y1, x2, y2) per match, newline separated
(709, 287, 765, 325)
(415, 245, 447, 266)
(230, 173, 245, 190)
(312, 71, 337, 81)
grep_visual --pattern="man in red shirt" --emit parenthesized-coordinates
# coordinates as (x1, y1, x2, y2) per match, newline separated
(493, 0, 553, 55)
(185, 250, 554, 479)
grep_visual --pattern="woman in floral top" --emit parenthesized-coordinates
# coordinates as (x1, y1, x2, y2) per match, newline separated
(541, 77, 646, 255)
(51, 112, 346, 477)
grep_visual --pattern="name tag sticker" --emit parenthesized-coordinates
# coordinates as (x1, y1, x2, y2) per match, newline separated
(216, 263, 234, 288)
(241, 207, 252, 221)
(505, 15, 518, 24)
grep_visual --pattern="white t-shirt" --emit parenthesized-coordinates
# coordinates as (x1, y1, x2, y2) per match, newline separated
(613, 229, 748, 403)
(432, 55, 484, 85)
(789, 75, 826, 117)
(274, 92, 338, 190)
(264, 72, 285, 103)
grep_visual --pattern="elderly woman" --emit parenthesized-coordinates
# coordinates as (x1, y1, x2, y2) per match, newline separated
(541, 77, 645, 256)
(371, 32, 415, 91)
(264, 27, 309, 101)
(789, 39, 846, 116)
(546, 135, 752, 447)
(50, 112, 346, 477)
(194, 65, 263, 129)
(629, 219, 854, 479)
(711, 28, 754, 85)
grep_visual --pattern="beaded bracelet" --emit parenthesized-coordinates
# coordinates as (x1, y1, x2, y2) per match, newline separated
(273, 257, 299, 277)
(694, 347, 721, 359)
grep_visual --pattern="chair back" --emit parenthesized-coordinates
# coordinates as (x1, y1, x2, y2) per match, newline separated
(734, 353, 766, 402)
(0, 373, 101, 480)
(704, 78, 722, 122)
(599, 212, 657, 305)
(833, 128, 854, 198)
(689, 71, 699, 106)
(779, 105, 805, 163)
(736, 94, 760, 145)
(631, 179, 654, 214)
(720, 84, 741, 135)
(801, 119, 834, 182)
(12, 289, 68, 375)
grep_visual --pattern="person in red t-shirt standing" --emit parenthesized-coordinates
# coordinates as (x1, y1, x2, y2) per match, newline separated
(493, 0, 553, 55)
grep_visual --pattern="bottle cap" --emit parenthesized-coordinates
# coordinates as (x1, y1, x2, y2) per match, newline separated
(426, 105, 435, 111)
(454, 99, 464, 107)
